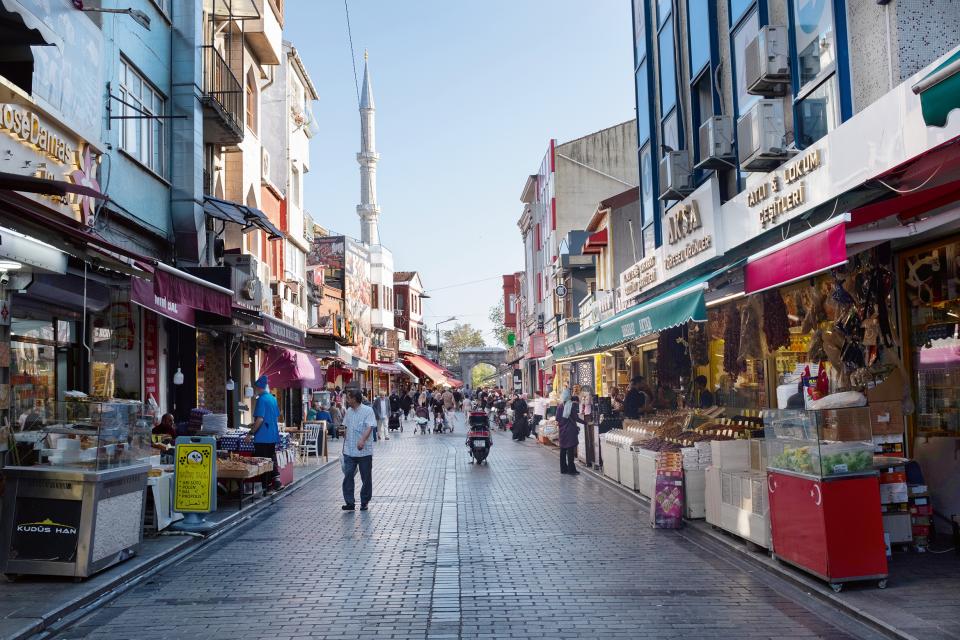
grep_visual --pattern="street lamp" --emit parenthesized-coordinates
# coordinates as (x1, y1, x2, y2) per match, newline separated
(435, 316, 456, 364)
(73, 2, 151, 30)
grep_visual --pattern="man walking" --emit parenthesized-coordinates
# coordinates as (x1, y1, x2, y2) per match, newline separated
(372, 392, 391, 440)
(244, 375, 282, 492)
(342, 389, 375, 511)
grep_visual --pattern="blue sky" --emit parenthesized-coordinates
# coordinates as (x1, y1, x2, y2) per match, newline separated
(285, 0, 635, 343)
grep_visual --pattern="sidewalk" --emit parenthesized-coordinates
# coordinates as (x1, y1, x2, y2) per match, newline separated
(0, 458, 336, 640)
(556, 442, 960, 640)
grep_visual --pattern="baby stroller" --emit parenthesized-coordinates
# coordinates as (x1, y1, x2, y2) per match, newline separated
(415, 406, 429, 434)
(388, 409, 403, 433)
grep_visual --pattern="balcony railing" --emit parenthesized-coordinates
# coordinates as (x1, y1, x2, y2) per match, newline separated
(200, 45, 244, 143)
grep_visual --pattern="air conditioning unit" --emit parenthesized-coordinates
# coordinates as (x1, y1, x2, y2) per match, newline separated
(695, 116, 735, 171)
(658, 151, 694, 200)
(223, 254, 263, 307)
(737, 99, 791, 172)
(261, 147, 271, 177)
(745, 26, 790, 96)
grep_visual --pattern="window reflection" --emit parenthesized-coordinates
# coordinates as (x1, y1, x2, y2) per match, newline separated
(793, 0, 836, 89)
(658, 16, 676, 113)
(797, 75, 839, 146)
(687, 0, 711, 75)
(733, 10, 760, 116)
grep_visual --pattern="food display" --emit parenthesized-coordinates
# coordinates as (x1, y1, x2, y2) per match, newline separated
(764, 408, 876, 479)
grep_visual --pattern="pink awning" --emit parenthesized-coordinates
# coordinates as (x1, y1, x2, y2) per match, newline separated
(259, 346, 322, 388)
(154, 267, 232, 317)
(745, 219, 848, 294)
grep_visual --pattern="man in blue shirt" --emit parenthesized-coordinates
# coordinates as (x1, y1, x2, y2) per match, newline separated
(308, 401, 335, 439)
(245, 375, 282, 491)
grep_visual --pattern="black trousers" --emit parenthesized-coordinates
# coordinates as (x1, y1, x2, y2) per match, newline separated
(253, 443, 281, 489)
(342, 454, 373, 506)
(560, 446, 577, 473)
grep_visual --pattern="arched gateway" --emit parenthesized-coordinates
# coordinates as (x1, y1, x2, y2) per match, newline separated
(457, 347, 508, 389)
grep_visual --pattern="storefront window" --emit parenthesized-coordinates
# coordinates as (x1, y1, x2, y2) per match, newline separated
(903, 240, 960, 434)
(796, 73, 840, 147)
(10, 319, 78, 427)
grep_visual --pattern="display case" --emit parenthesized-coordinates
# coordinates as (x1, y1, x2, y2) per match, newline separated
(0, 399, 151, 578)
(764, 408, 875, 478)
(763, 408, 888, 591)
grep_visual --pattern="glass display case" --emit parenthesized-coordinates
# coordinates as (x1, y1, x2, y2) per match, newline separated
(36, 400, 155, 471)
(763, 408, 875, 479)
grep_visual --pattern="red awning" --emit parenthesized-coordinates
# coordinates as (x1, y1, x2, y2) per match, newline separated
(259, 347, 322, 388)
(154, 265, 232, 317)
(404, 354, 450, 387)
(326, 362, 353, 384)
(374, 361, 403, 375)
(745, 217, 849, 294)
(581, 228, 608, 255)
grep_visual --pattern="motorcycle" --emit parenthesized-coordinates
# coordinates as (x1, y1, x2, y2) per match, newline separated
(466, 411, 491, 464)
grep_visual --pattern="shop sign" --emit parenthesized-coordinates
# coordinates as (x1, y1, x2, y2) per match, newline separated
(372, 347, 396, 362)
(529, 333, 546, 359)
(663, 176, 723, 274)
(263, 315, 306, 347)
(0, 103, 101, 223)
(130, 277, 196, 327)
(174, 438, 216, 513)
(9, 498, 81, 562)
(142, 310, 159, 406)
(620, 254, 659, 299)
(747, 150, 822, 229)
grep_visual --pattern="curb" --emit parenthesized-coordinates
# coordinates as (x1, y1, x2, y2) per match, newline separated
(11, 459, 337, 640)
(531, 441, 913, 640)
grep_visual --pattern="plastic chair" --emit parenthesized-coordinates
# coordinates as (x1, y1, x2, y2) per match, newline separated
(300, 421, 324, 462)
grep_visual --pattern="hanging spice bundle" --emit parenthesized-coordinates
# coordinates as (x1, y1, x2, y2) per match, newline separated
(687, 321, 709, 366)
(723, 304, 743, 376)
(739, 297, 763, 362)
(656, 325, 689, 387)
(801, 287, 827, 333)
(762, 290, 791, 352)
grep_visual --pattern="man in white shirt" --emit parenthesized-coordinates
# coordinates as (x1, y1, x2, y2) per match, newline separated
(531, 393, 548, 438)
(372, 392, 391, 441)
(342, 389, 376, 511)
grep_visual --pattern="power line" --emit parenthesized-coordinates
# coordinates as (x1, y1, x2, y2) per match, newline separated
(343, 0, 361, 107)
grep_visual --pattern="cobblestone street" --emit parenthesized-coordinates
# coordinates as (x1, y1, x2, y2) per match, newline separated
(59, 420, 883, 640)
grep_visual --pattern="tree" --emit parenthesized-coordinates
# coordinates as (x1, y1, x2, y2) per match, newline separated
(489, 300, 512, 348)
(471, 363, 497, 388)
(440, 323, 485, 371)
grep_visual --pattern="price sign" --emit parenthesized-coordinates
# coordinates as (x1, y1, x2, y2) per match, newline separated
(174, 437, 216, 513)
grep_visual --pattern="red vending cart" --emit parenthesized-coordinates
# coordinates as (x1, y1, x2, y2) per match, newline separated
(764, 409, 888, 592)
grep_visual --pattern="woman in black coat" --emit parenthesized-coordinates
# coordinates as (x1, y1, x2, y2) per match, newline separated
(558, 390, 583, 475)
(511, 395, 529, 441)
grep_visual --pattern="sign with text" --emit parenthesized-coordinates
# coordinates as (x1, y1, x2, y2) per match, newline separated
(662, 175, 723, 275)
(10, 498, 81, 562)
(263, 315, 306, 347)
(174, 438, 216, 513)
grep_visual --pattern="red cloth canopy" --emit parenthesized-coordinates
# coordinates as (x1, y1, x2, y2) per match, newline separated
(259, 347, 322, 388)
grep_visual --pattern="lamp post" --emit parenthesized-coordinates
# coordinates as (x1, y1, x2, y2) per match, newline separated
(434, 316, 456, 365)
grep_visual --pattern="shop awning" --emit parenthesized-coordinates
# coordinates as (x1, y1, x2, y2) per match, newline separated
(581, 229, 608, 255)
(394, 361, 419, 382)
(374, 361, 403, 375)
(404, 354, 449, 386)
(553, 261, 742, 361)
(326, 362, 353, 384)
(912, 48, 960, 128)
(153, 262, 232, 317)
(744, 215, 849, 295)
(203, 196, 284, 239)
(0, 171, 106, 200)
(259, 346, 322, 388)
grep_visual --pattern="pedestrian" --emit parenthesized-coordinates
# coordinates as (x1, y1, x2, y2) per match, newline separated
(372, 392, 390, 441)
(511, 393, 529, 441)
(689, 375, 715, 409)
(330, 401, 344, 439)
(623, 375, 650, 419)
(389, 389, 402, 415)
(558, 389, 583, 475)
(244, 375, 282, 491)
(400, 390, 413, 420)
(531, 393, 547, 438)
(341, 389, 375, 511)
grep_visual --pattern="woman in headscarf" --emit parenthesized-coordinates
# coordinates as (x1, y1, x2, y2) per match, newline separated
(557, 388, 582, 475)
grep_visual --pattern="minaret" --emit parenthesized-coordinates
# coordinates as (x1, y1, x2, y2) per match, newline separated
(357, 51, 380, 245)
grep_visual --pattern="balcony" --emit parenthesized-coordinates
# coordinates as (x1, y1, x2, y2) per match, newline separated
(245, 0, 283, 65)
(200, 45, 244, 145)
(579, 295, 598, 330)
(273, 296, 307, 330)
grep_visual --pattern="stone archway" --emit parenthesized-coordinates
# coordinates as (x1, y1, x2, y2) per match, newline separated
(458, 347, 508, 390)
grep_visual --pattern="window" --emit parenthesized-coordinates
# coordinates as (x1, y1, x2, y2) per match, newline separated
(636, 62, 651, 145)
(632, 0, 646, 62)
(245, 69, 257, 131)
(793, 0, 835, 90)
(692, 73, 714, 165)
(658, 16, 676, 114)
(291, 165, 301, 208)
(687, 0, 711, 76)
(639, 144, 654, 227)
(656, 0, 671, 26)
(662, 110, 679, 154)
(119, 59, 166, 177)
(729, 0, 754, 26)
(371, 284, 380, 310)
(643, 224, 656, 257)
(732, 10, 761, 116)
(796, 75, 840, 146)
(396, 294, 404, 311)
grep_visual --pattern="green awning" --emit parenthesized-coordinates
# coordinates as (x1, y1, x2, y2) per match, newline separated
(913, 48, 960, 128)
(552, 261, 742, 361)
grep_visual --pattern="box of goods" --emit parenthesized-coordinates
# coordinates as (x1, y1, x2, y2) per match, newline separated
(910, 503, 933, 516)
(820, 407, 871, 442)
(910, 485, 929, 495)
(881, 503, 909, 513)
(695, 440, 713, 465)
(684, 468, 706, 519)
(656, 451, 683, 474)
(912, 525, 931, 538)
(651, 476, 684, 529)
(869, 401, 904, 436)
(681, 447, 701, 471)
(866, 368, 905, 403)
(711, 439, 750, 471)
(880, 482, 908, 505)
(882, 513, 913, 544)
(873, 433, 904, 455)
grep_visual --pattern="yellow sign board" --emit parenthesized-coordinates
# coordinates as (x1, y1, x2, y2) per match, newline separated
(174, 439, 216, 513)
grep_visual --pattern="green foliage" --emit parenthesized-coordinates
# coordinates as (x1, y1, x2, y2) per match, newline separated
(489, 301, 512, 348)
(440, 323, 485, 370)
